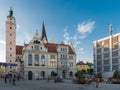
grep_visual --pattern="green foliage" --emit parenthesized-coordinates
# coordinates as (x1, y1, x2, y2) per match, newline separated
(96, 72, 102, 78)
(75, 70, 85, 78)
(86, 61, 93, 67)
(87, 68, 94, 75)
(113, 70, 120, 79)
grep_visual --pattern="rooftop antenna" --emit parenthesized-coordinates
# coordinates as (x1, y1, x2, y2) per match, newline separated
(109, 24, 112, 35)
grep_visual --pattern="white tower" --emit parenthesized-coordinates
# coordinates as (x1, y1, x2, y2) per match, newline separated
(6, 7, 16, 64)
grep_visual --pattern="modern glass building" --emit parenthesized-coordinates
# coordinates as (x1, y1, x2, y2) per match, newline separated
(93, 25, 120, 78)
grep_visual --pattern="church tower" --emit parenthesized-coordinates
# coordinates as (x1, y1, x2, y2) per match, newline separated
(41, 22, 48, 44)
(6, 7, 16, 64)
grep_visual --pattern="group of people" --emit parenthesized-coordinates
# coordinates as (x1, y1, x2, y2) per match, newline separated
(4, 74, 20, 85)
(84, 76, 100, 88)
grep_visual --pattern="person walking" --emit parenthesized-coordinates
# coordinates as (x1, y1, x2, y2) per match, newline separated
(95, 77, 99, 88)
(9, 75, 12, 83)
(12, 77, 16, 85)
(4, 75, 7, 83)
(12, 75, 16, 86)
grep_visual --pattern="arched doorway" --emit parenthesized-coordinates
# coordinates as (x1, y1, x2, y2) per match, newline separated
(28, 71, 32, 80)
(62, 70, 66, 78)
(51, 71, 55, 76)
(41, 71, 45, 79)
(69, 71, 73, 77)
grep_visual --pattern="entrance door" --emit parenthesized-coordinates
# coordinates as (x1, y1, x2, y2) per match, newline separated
(28, 71, 32, 80)
(41, 71, 45, 79)
(62, 71, 66, 78)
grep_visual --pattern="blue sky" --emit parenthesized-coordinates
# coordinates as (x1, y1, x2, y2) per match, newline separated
(0, 0, 120, 63)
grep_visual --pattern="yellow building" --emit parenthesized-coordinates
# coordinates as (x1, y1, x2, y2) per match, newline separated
(76, 61, 90, 71)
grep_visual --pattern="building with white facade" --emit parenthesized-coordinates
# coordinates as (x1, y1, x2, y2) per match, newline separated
(93, 25, 120, 78)
(23, 23, 76, 80)
(5, 7, 76, 79)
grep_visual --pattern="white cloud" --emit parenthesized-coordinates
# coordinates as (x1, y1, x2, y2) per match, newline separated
(63, 19, 95, 61)
(0, 20, 5, 62)
(77, 20, 95, 39)
(16, 24, 20, 31)
(0, 22, 5, 30)
(0, 42, 5, 62)
(0, 40, 5, 44)
(63, 27, 70, 44)
(79, 48, 84, 51)
(77, 20, 95, 35)
(79, 48, 84, 54)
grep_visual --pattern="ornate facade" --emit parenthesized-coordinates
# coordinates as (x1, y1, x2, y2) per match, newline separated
(23, 23, 76, 80)
(5, 8, 76, 79)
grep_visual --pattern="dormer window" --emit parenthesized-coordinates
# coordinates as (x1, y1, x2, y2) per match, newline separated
(60, 48, 67, 52)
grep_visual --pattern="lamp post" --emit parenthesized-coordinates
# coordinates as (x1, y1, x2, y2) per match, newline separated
(57, 52, 59, 76)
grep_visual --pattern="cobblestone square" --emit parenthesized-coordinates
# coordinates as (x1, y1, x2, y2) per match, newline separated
(0, 78, 120, 90)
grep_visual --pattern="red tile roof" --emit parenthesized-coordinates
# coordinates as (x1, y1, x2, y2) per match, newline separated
(45, 43, 75, 54)
(45, 43, 58, 53)
(15, 43, 75, 55)
(77, 61, 86, 65)
(16, 45, 23, 55)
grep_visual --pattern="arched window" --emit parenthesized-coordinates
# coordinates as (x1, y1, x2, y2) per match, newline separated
(69, 71, 73, 77)
(28, 71, 32, 80)
(51, 71, 55, 76)
(41, 71, 45, 79)
(28, 54, 32, 66)
(34, 55, 39, 66)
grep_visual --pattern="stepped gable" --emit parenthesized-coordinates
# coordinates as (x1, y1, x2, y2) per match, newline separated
(16, 45, 23, 55)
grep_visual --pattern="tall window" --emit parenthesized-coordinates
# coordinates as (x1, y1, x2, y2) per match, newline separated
(41, 55, 45, 66)
(69, 62, 73, 67)
(69, 56, 73, 60)
(34, 55, 39, 66)
(28, 54, 32, 66)
(51, 55, 55, 59)
(61, 54, 67, 59)
(34, 45, 39, 50)
(50, 61, 55, 66)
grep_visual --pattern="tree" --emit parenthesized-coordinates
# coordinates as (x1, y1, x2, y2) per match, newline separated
(87, 68, 94, 75)
(86, 61, 93, 67)
(96, 72, 102, 78)
(75, 70, 85, 78)
(113, 70, 120, 79)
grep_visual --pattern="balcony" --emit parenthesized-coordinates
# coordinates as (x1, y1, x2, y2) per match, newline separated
(58, 65, 69, 71)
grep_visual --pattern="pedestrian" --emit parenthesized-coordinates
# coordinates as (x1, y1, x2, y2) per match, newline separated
(85, 76, 90, 87)
(47, 76, 50, 82)
(12, 76, 16, 85)
(9, 75, 12, 83)
(17, 75, 20, 81)
(4, 75, 7, 83)
(95, 77, 99, 88)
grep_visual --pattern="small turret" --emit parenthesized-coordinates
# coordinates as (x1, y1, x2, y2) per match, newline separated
(8, 6, 13, 17)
